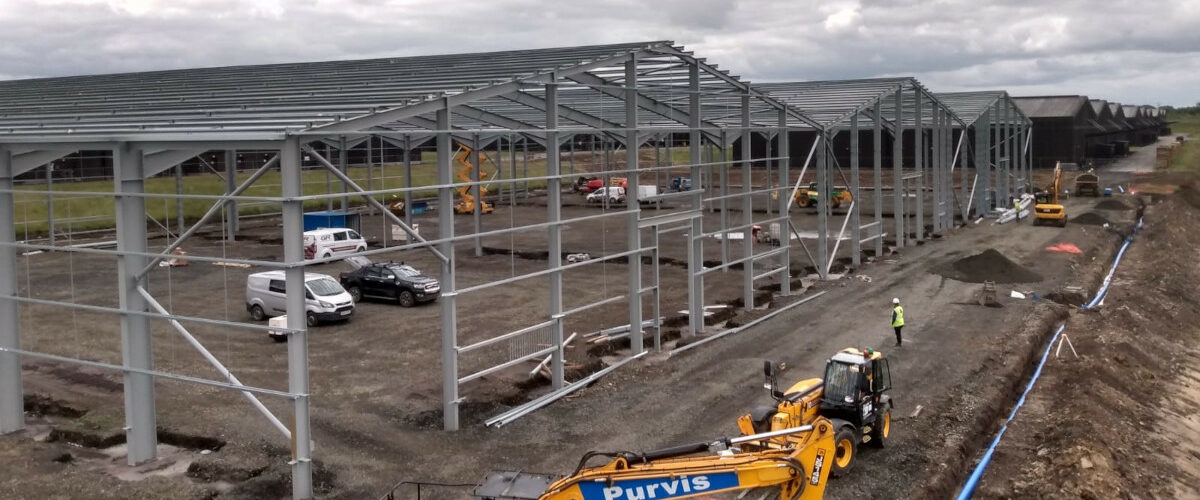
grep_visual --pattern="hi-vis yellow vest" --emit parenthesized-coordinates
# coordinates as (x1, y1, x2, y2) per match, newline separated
(892, 305, 905, 327)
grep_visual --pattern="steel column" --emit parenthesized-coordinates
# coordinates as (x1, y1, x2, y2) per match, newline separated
(873, 100, 883, 257)
(625, 59, 644, 353)
(472, 134, 483, 257)
(1015, 121, 1024, 193)
(366, 137, 374, 215)
(1006, 101, 1016, 197)
(225, 150, 238, 239)
(914, 89, 924, 242)
(686, 63, 704, 336)
(930, 107, 940, 234)
(959, 122, 969, 221)
(404, 135, 414, 245)
(740, 94, 753, 308)
(116, 143, 157, 464)
(999, 102, 1009, 204)
(175, 164, 185, 234)
(437, 102, 461, 430)
(979, 105, 992, 214)
(510, 135, 518, 207)
(47, 163, 55, 245)
(935, 107, 945, 233)
(778, 109, 791, 294)
(339, 136, 349, 211)
(816, 131, 828, 279)
(850, 113, 861, 266)
(893, 89, 904, 248)
(719, 131, 729, 267)
(280, 137, 313, 499)
(0, 147, 21, 434)
(545, 82, 566, 385)
(993, 100, 1005, 205)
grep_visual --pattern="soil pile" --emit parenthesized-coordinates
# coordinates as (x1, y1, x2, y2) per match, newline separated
(1071, 212, 1110, 225)
(934, 249, 1043, 283)
(1093, 199, 1130, 211)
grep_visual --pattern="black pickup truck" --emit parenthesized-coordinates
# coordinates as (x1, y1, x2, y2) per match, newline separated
(338, 259, 440, 307)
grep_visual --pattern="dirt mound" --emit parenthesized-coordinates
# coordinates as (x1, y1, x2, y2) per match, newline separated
(1093, 199, 1130, 210)
(934, 249, 1042, 283)
(1071, 212, 1111, 226)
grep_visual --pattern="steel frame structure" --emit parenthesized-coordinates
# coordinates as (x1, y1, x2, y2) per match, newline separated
(936, 91, 1032, 217)
(0, 41, 839, 498)
(755, 77, 968, 276)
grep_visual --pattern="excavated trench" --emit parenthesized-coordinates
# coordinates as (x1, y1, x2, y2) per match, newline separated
(912, 216, 1130, 498)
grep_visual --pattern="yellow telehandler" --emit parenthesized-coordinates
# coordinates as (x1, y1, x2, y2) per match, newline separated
(737, 348, 894, 478)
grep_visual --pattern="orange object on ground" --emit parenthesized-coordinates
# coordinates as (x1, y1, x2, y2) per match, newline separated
(1045, 243, 1083, 254)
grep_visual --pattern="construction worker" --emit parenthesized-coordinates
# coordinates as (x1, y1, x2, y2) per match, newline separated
(891, 297, 904, 347)
(1012, 197, 1022, 221)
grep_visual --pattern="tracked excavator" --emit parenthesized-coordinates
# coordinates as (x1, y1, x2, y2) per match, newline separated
(737, 348, 894, 478)
(474, 421, 838, 500)
(455, 143, 495, 214)
(1033, 162, 1067, 226)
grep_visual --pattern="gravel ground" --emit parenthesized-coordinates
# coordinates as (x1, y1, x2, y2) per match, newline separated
(0, 163, 1173, 499)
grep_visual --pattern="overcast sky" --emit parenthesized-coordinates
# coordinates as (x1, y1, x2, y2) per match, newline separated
(1, 0, 1197, 106)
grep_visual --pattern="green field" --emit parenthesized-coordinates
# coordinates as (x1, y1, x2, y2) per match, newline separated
(1168, 114, 1200, 172)
(13, 146, 725, 237)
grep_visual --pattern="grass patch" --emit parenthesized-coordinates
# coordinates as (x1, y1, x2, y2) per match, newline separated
(14, 146, 730, 237)
(1168, 114, 1200, 173)
(12, 145, 731, 237)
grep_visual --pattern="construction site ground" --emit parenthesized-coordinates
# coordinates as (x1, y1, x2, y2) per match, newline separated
(4, 137, 1199, 499)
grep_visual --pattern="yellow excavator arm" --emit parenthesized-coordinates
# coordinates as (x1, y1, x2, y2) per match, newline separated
(476, 420, 837, 500)
(455, 144, 494, 214)
(1050, 162, 1062, 204)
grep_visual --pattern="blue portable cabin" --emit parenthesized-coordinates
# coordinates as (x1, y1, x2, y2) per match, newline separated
(303, 210, 362, 233)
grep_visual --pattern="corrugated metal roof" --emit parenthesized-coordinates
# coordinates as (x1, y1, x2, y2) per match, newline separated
(1011, 96, 1089, 118)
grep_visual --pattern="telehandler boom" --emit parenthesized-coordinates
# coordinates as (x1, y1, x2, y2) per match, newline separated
(475, 420, 838, 500)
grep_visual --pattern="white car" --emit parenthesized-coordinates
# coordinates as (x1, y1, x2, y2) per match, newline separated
(586, 186, 625, 204)
(303, 227, 366, 260)
(245, 271, 355, 330)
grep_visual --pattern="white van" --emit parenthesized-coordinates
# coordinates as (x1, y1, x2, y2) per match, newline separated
(303, 227, 366, 260)
(245, 271, 355, 327)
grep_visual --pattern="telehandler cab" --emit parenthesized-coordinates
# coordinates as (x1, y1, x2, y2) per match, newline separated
(738, 348, 894, 478)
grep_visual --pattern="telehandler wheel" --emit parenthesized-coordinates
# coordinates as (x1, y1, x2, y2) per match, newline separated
(831, 427, 857, 477)
(870, 409, 891, 448)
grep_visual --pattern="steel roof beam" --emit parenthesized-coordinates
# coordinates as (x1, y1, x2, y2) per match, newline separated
(12, 150, 70, 176)
(309, 49, 648, 134)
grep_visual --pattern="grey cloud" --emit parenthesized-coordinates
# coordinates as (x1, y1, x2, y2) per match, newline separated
(0, 0, 1196, 105)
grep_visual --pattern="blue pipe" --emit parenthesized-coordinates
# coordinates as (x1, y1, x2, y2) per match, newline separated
(1083, 216, 1143, 310)
(956, 215, 1143, 499)
(954, 324, 1065, 500)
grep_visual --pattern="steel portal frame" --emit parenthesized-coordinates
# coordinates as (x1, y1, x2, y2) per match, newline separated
(0, 41, 836, 498)
(936, 91, 1033, 218)
(754, 77, 969, 276)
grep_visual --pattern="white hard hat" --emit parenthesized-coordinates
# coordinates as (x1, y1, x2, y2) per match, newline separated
(892, 297, 900, 304)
